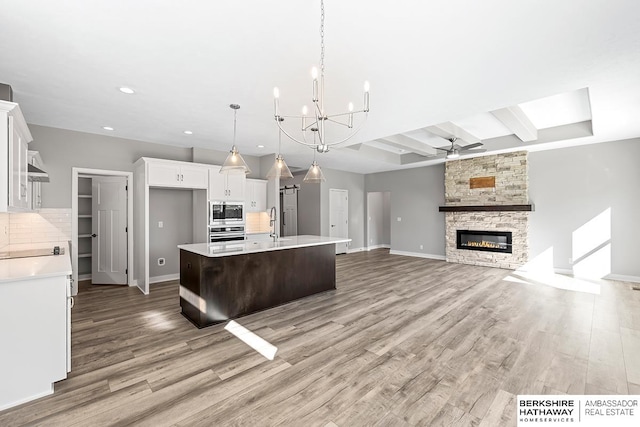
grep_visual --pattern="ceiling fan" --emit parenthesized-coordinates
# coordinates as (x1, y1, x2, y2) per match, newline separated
(435, 137, 485, 159)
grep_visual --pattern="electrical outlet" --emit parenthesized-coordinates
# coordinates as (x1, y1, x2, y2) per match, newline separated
(420, 245, 423, 250)
(158, 258, 165, 266)
(397, 217, 402, 222)
(568, 257, 572, 264)
(158, 221, 164, 228)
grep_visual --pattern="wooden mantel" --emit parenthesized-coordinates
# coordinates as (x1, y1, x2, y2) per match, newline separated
(438, 204, 534, 212)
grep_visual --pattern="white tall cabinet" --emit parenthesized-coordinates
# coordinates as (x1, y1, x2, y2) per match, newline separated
(1, 100, 33, 212)
(134, 157, 210, 294)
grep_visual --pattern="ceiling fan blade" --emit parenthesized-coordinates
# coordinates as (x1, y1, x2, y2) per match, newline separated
(461, 142, 483, 150)
(434, 146, 450, 151)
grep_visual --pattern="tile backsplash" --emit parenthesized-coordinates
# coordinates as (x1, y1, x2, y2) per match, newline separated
(2, 209, 72, 247)
(0, 213, 8, 249)
(246, 211, 271, 233)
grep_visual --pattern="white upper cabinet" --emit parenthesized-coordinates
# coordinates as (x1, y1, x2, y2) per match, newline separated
(245, 179, 267, 212)
(147, 159, 208, 189)
(209, 165, 246, 201)
(1, 101, 33, 212)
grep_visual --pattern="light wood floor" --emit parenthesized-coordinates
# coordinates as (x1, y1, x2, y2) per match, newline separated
(2, 249, 640, 426)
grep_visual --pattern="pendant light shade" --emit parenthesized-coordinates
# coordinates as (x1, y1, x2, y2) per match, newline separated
(220, 104, 251, 175)
(267, 121, 293, 179)
(221, 145, 252, 174)
(266, 154, 293, 179)
(303, 160, 325, 183)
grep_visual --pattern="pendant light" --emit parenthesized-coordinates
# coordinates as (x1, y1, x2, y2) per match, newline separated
(303, 159, 325, 183)
(220, 104, 251, 174)
(266, 118, 293, 179)
(303, 133, 325, 183)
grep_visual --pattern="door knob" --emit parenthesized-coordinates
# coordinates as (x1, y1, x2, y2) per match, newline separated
(91, 234, 97, 238)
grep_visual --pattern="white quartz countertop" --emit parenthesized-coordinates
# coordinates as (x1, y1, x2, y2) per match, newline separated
(0, 243, 73, 283)
(178, 235, 351, 258)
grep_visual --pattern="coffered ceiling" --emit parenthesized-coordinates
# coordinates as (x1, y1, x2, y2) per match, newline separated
(1, 1, 639, 174)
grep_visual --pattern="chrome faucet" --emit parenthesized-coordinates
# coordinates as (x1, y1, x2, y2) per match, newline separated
(269, 206, 278, 242)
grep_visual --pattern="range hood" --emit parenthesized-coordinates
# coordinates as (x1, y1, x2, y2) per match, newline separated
(28, 163, 50, 182)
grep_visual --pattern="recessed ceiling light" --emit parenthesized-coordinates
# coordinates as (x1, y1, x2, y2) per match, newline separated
(184, 130, 193, 135)
(257, 144, 265, 148)
(119, 87, 135, 94)
(103, 126, 114, 131)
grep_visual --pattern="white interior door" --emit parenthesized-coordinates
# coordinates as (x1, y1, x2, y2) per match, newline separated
(329, 189, 348, 254)
(92, 176, 128, 285)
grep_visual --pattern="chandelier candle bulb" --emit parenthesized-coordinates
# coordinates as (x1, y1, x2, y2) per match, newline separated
(364, 81, 370, 112)
(273, 87, 280, 117)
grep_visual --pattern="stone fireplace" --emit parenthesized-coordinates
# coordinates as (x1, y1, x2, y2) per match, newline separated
(441, 151, 531, 269)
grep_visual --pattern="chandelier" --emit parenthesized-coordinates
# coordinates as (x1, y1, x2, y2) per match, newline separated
(271, 0, 370, 181)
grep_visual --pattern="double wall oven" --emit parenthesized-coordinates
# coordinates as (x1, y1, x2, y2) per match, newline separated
(209, 201, 245, 243)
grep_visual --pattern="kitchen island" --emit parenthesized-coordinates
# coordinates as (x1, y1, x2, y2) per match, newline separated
(178, 235, 351, 328)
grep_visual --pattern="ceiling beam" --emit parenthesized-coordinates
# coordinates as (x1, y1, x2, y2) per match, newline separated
(425, 122, 481, 144)
(490, 106, 538, 142)
(345, 144, 401, 164)
(378, 135, 437, 157)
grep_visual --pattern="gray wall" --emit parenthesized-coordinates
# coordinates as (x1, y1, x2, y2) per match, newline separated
(28, 125, 264, 208)
(29, 125, 192, 208)
(365, 165, 446, 256)
(320, 168, 366, 250)
(529, 138, 640, 277)
(148, 189, 194, 278)
(288, 172, 322, 235)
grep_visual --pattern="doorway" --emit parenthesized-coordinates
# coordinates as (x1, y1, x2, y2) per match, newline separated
(329, 188, 348, 254)
(367, 192, 391, 250)
(71, 168, 134, 296)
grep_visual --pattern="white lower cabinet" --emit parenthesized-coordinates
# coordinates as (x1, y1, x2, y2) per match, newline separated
(0, 273, 71, 411)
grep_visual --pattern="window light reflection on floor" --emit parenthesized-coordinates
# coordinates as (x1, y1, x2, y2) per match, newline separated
(509, 247, 601, 295)
(224, 320, 278, 360)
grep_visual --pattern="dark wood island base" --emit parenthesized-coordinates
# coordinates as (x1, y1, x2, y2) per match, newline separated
(179, 244, 336, 328)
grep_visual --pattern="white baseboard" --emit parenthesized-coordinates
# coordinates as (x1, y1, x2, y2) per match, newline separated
(78, 274, 92, 281)
(604, 274, 640, 283)
(365, 244, 390, 251)
(347, 247, 366, 254)
(389, 250, 446, 261)
(0, 386, 53, 412)
(149, 273, 179, 284)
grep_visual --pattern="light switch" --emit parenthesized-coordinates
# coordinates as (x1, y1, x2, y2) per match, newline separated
(158, 221, 164, 228)
(397, 217, 402, 222)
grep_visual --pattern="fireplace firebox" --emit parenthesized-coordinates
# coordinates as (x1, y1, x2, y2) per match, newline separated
(456, 230, 512, 254)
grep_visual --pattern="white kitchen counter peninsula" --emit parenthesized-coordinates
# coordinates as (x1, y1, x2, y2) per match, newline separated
(178, 235, 351, 328)
(178, 235, 351, 258)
